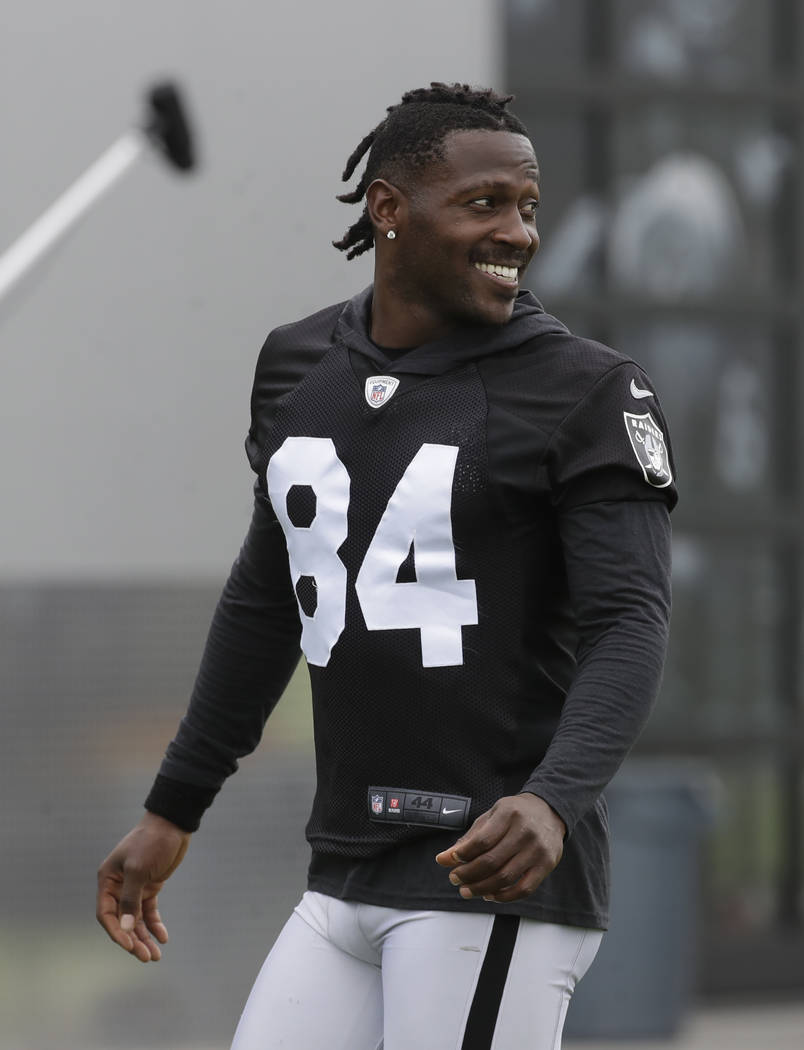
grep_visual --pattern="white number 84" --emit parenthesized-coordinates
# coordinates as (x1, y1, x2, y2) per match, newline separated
(267, 437, 478, 668)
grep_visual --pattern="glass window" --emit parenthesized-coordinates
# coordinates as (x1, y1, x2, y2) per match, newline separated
(506, 0, 585, 72)
(613, 0, 772, 84)
(703, 760, 783, 934)
(643, 536, 777, 742)
(611, 109, 794, 296)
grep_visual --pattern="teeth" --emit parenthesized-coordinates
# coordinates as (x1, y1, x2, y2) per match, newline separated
(475, 262, 518, 280)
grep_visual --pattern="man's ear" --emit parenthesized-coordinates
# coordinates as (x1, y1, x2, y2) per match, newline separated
(366, 179, 407, 237)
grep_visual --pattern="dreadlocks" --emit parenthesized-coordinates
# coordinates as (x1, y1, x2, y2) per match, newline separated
(333, 83, 529, 260)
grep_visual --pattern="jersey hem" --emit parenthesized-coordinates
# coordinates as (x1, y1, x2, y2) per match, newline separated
(306, 873, 608, 931)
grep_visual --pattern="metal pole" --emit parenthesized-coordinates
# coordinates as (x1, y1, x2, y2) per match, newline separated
(0, 130, 145, 303)
(771, 0, 802, 931)
(582, 0, 613, 345)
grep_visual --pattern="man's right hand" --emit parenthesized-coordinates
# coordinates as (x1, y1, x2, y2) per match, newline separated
(96, 811, 191, 963)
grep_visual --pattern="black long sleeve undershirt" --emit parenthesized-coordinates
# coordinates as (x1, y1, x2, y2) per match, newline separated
(522, 497, 671, 834)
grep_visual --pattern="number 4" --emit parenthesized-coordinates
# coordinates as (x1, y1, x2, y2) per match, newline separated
(267, 439, 478, 668)
(355, 444, 477, 667)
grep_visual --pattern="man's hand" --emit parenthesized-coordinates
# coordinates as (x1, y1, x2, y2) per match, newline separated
(96, 812, 191, 963)
(435, 793, 566, 903)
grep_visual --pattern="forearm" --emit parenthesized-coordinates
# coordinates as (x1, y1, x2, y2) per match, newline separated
(145, 494, 302, 830)
(523, 499, 671, 833)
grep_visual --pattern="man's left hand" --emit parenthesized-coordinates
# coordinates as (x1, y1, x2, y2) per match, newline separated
(435, 793, 566, 903)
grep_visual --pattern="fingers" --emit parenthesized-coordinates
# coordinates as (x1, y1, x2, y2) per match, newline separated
(96, 877, 135, 951)
(97, 887, 164, 962)
(142, 896, 169, 945)
(96, 861, 164, 963)
(449, 848, 554, 902)
(445, 827, 527, 898)
(133, 916, 163, 962)
(435, 808, 510, 869)
(435, 795, 565, 902)
(473, 865, 545, 903)
(453, 850, 545, 902)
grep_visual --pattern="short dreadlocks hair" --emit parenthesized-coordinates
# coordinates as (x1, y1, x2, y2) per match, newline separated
(333, 82, 529, 260)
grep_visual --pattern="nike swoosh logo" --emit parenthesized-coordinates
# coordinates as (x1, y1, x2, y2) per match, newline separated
(442, 808, 461, 815)
(630, 378, 653, 399)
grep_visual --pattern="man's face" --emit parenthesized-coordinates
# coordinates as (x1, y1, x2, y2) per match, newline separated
(391, 129, 541, 328)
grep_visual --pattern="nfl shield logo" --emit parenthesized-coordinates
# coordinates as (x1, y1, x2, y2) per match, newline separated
(623, 411, 673, 488)
(371, 793, 385, 815)
(365, 374, 400, 409)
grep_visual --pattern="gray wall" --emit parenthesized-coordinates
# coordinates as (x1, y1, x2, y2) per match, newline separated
(0, 0, 501, 581)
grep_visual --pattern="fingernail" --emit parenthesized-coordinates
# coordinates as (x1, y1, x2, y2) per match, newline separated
(459, 887, 473, 899)
(120, 914, 135, 932)
(448, 873, 461, 886)
(482, 896, 496, 902)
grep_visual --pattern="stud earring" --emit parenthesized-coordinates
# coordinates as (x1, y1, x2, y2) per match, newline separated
(386, 229, 396, 240)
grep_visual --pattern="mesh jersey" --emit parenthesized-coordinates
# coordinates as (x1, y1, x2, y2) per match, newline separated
(147, 289, 675, 927)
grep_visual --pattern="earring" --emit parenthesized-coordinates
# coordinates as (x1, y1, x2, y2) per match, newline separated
(386, 229, 396, 240)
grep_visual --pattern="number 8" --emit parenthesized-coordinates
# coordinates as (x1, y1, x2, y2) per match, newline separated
(267, 437, 350, 667)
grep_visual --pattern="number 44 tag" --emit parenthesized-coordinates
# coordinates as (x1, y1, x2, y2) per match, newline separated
(267, 438, 478, 668)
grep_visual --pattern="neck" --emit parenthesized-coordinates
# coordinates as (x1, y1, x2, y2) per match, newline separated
(369, 274, 457, 348)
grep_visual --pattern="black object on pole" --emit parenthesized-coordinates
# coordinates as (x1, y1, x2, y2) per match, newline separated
(145, 81, 197, 172)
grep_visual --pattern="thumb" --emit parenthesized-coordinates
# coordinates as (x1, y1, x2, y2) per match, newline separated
(435, 840, 467, 866)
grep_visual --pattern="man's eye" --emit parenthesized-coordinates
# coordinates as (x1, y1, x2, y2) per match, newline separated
(471, 197, 494, 207)
(522, 201, 540, 218)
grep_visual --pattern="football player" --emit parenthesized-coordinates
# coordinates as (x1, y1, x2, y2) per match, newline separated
(97, 83, 676, 1050)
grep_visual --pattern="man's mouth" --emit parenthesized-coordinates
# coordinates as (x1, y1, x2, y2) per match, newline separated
(473, 262, 519, 285)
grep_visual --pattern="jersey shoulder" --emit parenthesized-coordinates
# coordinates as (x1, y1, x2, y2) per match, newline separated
(256, 299, 347, 386)
(247, 299, 347, 468)
(480, 328, 645, 436)
(486, 328, 637, 394)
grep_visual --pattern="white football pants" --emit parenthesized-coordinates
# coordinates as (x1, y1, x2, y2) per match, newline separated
(231, 891, 602, 1050)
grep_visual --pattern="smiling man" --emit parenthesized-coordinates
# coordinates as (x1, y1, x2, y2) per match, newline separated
(97, 84, 676, 1050)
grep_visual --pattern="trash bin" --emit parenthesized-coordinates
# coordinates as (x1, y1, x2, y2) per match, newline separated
(564, 761, 718, 1040)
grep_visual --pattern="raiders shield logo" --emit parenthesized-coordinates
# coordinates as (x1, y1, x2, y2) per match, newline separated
(365, 375, 399, 409)
(623, 411, 673, 488)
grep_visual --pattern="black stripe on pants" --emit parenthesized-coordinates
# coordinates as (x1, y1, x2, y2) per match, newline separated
(461, 915, 520, 1050)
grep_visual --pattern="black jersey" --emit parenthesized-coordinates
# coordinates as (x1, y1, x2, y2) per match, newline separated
(146, 288, 675, 928)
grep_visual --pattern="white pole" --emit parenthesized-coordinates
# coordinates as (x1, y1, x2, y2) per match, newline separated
(0, 129, 146, 302)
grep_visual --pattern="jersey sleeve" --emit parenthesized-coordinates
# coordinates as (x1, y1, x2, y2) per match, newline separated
(245, 329, 283, 478)
(144, 492, 302, 831)
(548, 361, 678, 510)
(521, 497, 672, 834)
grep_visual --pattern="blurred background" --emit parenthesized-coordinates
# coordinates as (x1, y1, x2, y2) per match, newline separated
(1, 1, 801, 1047)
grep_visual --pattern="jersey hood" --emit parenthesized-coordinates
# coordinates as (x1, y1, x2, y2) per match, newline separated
(334, 285, 569, 377)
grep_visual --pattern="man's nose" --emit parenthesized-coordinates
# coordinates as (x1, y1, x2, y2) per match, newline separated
(491, 207, 538, 252)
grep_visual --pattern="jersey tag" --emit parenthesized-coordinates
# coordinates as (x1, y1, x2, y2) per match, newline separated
(368, 786, 471, 829)
(364, 375, 399, 409)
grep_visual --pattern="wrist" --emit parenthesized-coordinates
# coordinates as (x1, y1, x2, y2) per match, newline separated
(141, 810, 192, 837)
(519, 792, 567, 840)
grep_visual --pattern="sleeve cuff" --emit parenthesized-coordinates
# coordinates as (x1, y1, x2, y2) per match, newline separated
(519, 781, 577, 838)
(144, 774, 220, 833)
